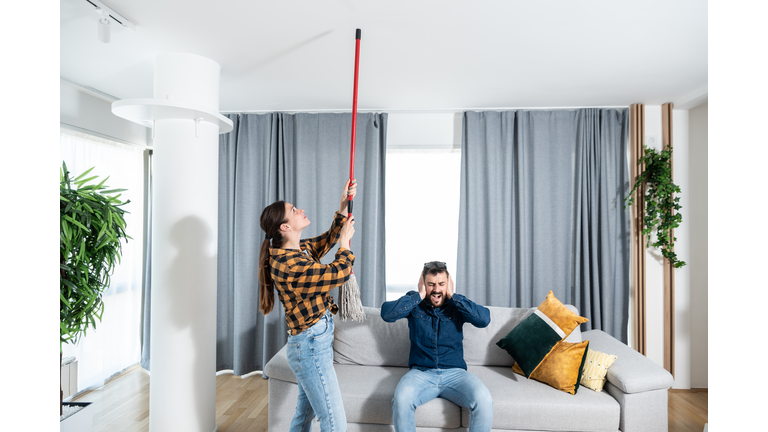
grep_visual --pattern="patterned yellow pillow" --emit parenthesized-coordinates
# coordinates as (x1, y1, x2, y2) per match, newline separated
(580, 349, 617, 392)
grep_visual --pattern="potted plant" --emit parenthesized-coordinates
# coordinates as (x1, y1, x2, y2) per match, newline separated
(60, 161, 131, 429)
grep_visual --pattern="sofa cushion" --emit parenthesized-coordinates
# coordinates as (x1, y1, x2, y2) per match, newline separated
(334, 307, 410, 367)
(464, 365, 620, 431)
(463, 306, 532, 367)
(495, 291, 588, 377)
(335, 365, 462, 428)
(512, 340, 590, 395)
(580, 348, 618, 392)
(263, 344, 294, 383)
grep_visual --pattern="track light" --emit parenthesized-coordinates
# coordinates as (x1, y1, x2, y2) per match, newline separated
(87, 1, 136, 44)
(97, 8, 111, 43)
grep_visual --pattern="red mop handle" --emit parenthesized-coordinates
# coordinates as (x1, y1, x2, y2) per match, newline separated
(348, 28, 361, 221)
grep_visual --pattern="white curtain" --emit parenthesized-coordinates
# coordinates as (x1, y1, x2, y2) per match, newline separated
(60, 127, 145, 393)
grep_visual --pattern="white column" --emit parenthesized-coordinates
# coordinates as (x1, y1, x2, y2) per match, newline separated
(149, 53, 219, 432)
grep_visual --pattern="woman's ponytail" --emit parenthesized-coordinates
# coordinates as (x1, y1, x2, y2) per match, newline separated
(258, 238, 275, 314)
(258, 201, 288, 315)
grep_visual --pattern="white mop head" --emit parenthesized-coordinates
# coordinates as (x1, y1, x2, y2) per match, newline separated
(339, 273, 366, 322)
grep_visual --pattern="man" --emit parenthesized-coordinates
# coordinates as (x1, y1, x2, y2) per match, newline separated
(381, 261, 493, 432)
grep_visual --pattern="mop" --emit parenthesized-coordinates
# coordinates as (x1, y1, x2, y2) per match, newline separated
(338, 28, 366, 322)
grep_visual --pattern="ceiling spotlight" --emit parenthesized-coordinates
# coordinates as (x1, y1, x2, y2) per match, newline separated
(97, 8, 111, 43)
(88, 1, 136, 43)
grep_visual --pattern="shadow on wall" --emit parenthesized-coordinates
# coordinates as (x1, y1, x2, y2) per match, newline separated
(166, 215, 216, 431)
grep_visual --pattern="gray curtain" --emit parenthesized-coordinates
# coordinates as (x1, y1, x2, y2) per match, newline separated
(217, 112, 388, 375)
(140, 152, 153, 371)
(457, 109, 630, 342)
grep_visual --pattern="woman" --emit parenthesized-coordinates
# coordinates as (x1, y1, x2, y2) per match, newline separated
(258, 180, 357, 432)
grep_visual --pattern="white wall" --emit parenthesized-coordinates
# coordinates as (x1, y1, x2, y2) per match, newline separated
(60, 80, 150, 147)
(642, 106, 666, 372)
(688, 102, 708, 388)
(673, 109, 691, 390)
(386, 112, 462, 150)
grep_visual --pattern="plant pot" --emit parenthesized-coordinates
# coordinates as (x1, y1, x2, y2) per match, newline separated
(60, 402, 94, 432)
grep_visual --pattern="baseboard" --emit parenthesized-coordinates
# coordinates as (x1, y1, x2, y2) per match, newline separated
(668, 388, 708, 393)
(216, 369, 263, 379)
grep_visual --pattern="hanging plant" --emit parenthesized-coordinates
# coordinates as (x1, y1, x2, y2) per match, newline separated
(624, 145, 686, 268)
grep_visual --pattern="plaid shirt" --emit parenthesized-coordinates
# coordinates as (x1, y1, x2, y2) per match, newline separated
(270, 211, 355, 335)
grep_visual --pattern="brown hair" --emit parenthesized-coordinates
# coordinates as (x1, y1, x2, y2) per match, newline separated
(422, 261, 449, 282)
(258, 201, 287, 314)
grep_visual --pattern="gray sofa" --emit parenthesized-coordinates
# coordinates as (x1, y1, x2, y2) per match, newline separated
(264, 305, 674, 431)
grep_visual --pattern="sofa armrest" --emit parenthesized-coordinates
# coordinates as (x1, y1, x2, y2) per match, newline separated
(263, 344, 298, 384)
(582, 330, 674, 394)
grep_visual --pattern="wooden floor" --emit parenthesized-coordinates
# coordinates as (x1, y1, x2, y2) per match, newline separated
(668, 389, 708, 432)
(72, 365, 269, 432)
(74, 365, 707, 432)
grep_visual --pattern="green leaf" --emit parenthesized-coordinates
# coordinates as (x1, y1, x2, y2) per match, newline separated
(61, 278, 78, 291)
(74, 175, 99, 187)
(72, 166, 95, 182)
(60, 292, 71, 307)
(94, 175, 110, 191)
(65, 215, 88, 231)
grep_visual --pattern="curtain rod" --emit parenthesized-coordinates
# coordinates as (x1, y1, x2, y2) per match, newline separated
(221, 106, 629, 114)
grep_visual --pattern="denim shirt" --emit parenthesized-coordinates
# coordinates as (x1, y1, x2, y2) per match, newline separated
(380, 291, 491, 370)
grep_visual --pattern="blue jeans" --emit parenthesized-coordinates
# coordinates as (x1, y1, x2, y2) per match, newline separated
(392, 367, 493, 432)
(286, 312, 347, 432)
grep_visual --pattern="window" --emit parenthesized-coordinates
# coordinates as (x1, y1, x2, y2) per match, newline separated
(384, 149, 462, 300)
(60, 127, 145, 392)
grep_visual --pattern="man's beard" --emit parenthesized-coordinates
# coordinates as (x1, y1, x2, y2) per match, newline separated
(428, 291, 444, 307)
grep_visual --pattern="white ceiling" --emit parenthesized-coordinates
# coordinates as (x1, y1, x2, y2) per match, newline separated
(60, 0, 708, 112)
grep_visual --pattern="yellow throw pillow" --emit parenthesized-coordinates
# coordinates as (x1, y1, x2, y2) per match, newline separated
(512, 340, 590, 395)
(537, 291, 589, 339)
(579, 349, 618, 392)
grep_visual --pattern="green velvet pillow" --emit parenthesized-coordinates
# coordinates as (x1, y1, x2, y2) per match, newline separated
(496, 291, 588, 377)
